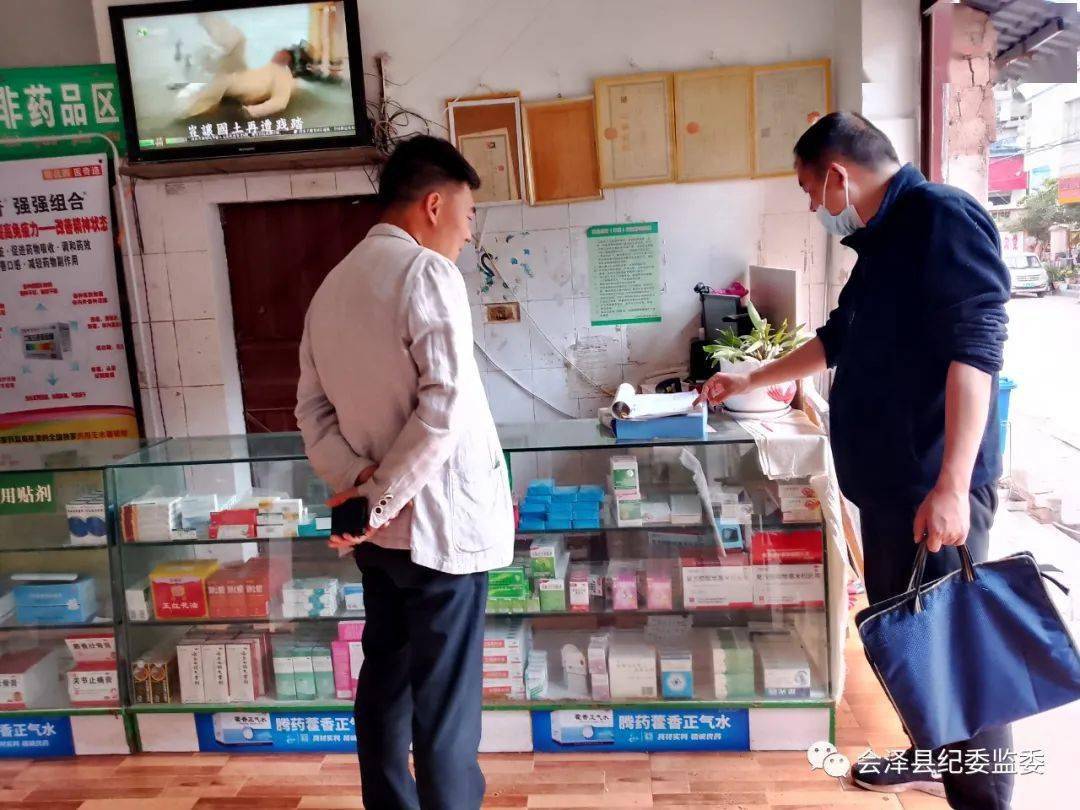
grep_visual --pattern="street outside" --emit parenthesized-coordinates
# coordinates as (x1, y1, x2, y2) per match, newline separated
(991, 293, 1080, 809)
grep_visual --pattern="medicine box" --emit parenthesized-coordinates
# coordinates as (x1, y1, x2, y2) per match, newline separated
(225, 641, 256, 703)
(66, 494, 106, 546)
(669, 494, 702, 525)
(338, 620, 365, 642)
(659, 648, 694, 699)
(342, 582, 364, 612)
(311, 644, 335, 700)
(526, 652, 549, 700)
(609, 456, 641, 497)
(681, 556, 753, 609)
(755, 641, 812, 698)
(752, 564, 825, 608)
(0, 648, 62, 709)
(272, 642, 296, 700)
(151, 560, 219, 620)
(609, 642, 657, 699)
(67, 662, 119, 706)
(213, 712, 273, 746)
(529, 539, 567, 579)
(292, 646, 317, 701)
(750, 530, 824, 565)
(609, 562, 639, 611)
(14, 576, 97, 624)
(65, 632, 116, 663)
(550, 709, 615, 745)
(331, 640, 364, 700)
(613, 498, 643, 528)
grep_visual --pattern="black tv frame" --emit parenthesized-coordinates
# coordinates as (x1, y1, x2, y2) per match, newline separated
(109, 0, 372, 164)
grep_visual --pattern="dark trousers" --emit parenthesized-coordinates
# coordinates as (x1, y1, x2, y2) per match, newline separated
(352, 543, 488, 810)
(860, 484, 1014, 810)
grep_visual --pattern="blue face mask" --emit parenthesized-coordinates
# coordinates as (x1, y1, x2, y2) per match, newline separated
(816, 168, 864, 237)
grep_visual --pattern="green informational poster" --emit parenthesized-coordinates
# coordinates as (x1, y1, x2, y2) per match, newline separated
(0, 65, 126, 160)
(587, 222, 661, 326)
(0, 472, 56, 515)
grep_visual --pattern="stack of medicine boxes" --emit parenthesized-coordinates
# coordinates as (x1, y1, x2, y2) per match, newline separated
(710, 628, 755, 699)
(609, 457, 643, 527)
(517, 479, 604, 532)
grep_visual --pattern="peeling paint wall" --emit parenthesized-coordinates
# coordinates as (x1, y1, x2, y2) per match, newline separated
(945, 4, 998, 202)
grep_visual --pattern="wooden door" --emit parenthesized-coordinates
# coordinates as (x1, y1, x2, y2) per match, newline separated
(220, 195, 382, 433)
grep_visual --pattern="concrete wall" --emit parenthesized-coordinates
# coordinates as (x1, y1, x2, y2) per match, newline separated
(0, 0, 98, 68)
(945, 3, 998, 201)
(89, 0, 922, 437)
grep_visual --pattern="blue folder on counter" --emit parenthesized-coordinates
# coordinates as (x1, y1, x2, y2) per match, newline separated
(611, 407, 707, 440)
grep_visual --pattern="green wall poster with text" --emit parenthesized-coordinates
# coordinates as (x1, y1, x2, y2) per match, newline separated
(587, 222, 661, 326)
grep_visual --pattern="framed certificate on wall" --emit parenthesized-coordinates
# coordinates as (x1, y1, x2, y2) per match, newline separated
(447, 94, 526, 206)
(752, 60, 831, 177)
(523, 97, 603, 205)
(674, 66, 753, 182)
(594, 72, 676, 188)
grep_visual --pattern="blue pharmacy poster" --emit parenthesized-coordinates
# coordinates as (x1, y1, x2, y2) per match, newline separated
(0, 716, 75, 757)
(532, 708, 750, 752)
(195, 711, 356, 753)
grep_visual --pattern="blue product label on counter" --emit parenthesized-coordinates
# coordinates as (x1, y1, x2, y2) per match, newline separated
(195, 711, 356, 753)
(532, 708, 749, 752)
(0, 715, 75, 757)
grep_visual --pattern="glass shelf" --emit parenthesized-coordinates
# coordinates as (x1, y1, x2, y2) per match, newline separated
(498, 415, 753, 453)
(0, 438, 163, 473)
(0, 616, 114, 633)
(129, 611, 366, 627)
(0, 542, 107, 553)
(516, 519, 823, 537)
(120, 536, 330, 548)
(127, 696, 834, 713)
(110, 433, 307, 468)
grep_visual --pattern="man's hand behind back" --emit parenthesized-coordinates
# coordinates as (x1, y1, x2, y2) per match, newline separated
(327, 464, 379, 551)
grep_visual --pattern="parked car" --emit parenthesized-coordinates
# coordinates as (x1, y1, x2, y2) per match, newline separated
(1002, 252, 1050, 296)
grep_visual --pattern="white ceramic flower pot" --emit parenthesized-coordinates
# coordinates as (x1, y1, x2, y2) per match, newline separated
(717, 357, 796, 414)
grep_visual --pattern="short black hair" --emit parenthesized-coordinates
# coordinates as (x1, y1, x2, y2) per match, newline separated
(377, 135, 481, 207)
(793, 112, 899, 172)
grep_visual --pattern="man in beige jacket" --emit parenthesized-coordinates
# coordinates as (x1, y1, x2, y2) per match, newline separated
(296, 135, 514, 810)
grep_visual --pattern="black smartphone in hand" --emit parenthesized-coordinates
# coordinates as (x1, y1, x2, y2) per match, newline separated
(331, 497, 369, 537)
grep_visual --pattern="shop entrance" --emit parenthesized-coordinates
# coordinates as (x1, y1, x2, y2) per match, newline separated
(220, 195, 382, 432)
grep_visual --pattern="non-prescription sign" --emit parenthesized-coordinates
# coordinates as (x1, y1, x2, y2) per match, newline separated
(0, 65, 125, 160)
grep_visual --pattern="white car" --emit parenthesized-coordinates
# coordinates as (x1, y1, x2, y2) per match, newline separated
(1002, 253, 1050, 296)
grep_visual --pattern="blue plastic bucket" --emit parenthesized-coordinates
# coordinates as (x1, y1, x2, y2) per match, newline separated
(998, 376, 1017, 456)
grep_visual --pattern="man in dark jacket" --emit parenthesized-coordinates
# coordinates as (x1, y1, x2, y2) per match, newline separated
(697, 112, 1011, 809)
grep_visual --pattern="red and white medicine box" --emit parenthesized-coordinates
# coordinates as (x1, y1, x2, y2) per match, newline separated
(750, 530, 824, 565)
(66, 662, 119, 707)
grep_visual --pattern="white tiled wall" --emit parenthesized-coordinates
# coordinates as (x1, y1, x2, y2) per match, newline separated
(123, 166, 827, 437)
(124, 167, 380, 438)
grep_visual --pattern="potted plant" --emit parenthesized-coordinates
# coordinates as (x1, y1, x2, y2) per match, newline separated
(702, 302, 810, 414)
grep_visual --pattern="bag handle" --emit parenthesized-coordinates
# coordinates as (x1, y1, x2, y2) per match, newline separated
(909, 543, 977, 613)
(908, 547, 1071, 613)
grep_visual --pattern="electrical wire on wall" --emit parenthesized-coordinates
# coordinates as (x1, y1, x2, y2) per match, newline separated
(470, 207, 617, 419)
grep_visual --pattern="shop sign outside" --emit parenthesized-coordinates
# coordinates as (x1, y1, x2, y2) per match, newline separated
(0, 65, 126, 160)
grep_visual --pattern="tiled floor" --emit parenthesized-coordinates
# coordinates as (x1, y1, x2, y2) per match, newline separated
(0, 600, 953, 809)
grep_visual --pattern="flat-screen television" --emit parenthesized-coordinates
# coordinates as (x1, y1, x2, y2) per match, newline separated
(109, 0, 371, 162)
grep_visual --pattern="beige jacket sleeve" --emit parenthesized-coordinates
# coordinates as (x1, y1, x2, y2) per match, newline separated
(359, 255, 472, 530)
(295, 311, 375, 493)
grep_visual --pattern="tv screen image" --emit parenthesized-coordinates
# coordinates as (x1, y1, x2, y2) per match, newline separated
(115, 1, 361, 157)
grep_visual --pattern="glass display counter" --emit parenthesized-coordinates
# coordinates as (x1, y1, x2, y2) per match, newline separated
(106, 420, 841, 754)
(0, 439, 156, 757)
